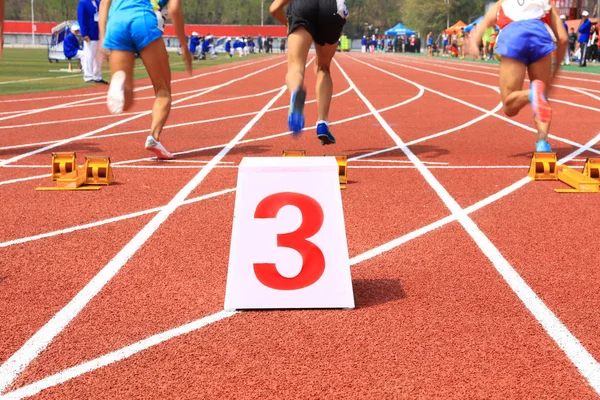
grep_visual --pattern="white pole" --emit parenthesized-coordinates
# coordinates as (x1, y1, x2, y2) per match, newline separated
(31, 0, 34, 45)
(261, 0, 264, 26)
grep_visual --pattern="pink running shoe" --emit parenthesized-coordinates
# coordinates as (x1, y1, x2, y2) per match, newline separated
(145, 136, 174, 160)
(529, 80, 552, 123)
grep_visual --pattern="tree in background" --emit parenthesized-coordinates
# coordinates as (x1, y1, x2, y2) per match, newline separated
(2, 0, 489, 39)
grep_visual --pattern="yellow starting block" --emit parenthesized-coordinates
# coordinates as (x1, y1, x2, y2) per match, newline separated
(51, 152, 77, 181)
(326, 154, 348, 190)
(528, 152, 558, 181)
(37, 153, 114, 191)
(282, 149, 306, 157)
(84, 156, 114, 185)
(583, 158, 600, 180)
(555, 165, 600, 193)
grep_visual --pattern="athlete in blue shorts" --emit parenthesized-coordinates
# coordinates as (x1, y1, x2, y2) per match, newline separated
(99, 0, 192, 159)
(469, 0, 568, 152)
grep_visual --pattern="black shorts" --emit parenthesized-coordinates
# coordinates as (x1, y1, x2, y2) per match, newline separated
(287, 0, 346, 46)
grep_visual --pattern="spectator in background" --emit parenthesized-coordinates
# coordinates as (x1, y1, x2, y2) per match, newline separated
(267, 36, 274, 53)
(457, 27, 465, 59)
(0, 0, 4, 60)
(189, 32, 201, 59)
(64, 23, 83, 64)
(578, 10, 591, 66)
(568, 27, 577, 57)
(442, 31, 448, 55)
(482, 26, 494, 60)
(78, 0, 106, 83)
(427, 32, 433, 56)
(257, 34, 263, 53)
(370, 35, 376, 52)
(559, 15, 570, 65)
(589, 23, 598, 63)
(280, 37, 286, 53)
(361, 35, 367, 52)
(225, 37, 233, 58)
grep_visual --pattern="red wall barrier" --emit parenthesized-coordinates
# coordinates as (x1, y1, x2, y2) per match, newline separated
(4, 20, 287, 37)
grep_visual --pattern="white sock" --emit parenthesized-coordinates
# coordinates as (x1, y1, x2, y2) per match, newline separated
(317, 120, 328, 126)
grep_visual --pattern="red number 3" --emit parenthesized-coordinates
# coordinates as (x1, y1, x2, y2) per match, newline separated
(253, 192, 325, 290)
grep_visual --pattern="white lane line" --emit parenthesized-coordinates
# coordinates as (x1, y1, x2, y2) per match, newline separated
(397, 57, 600, 110)
(0, 85, 352, 151)
(0, 188, 235, 248)
(0, 311, 238, 400)
(0, 174, 50, 186)
(0, 57, 280, 123)
(0, 84, 287, 393)
(351, 159, 448, 165)
(0, 88, 397, 186)
(6, 132, 600, 400)
(0, 57, 275, 108)
(391, 54, 600, 84)
(0, 59, 288, 168)
(0, 86, 215, 116)
(348, 54, 600, 396)
(373, 58, 600, 157)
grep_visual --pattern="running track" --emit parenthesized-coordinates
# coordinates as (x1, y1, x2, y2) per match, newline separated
(1, 53, 600, 399)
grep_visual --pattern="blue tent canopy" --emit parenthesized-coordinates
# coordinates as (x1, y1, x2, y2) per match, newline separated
(464, 16, 484, 32)
(384, 23, 416, 36)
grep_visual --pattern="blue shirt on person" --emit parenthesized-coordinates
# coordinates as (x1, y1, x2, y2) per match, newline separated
(77, 0, 100, 41)
(63, 30, 82, 59)
(190, 36, 200, 52)
(578, 19, 592, 43)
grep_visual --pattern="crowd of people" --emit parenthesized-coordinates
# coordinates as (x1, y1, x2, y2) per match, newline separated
(360, 34, 422, 53)
(189, 34, 282, 60)
(429, 11, 599, 67)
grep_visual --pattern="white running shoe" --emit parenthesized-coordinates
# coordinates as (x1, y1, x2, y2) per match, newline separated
(145, 136, 174, 160)
(107, 70, 126, 114)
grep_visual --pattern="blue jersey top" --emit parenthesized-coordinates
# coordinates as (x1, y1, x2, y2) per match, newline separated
(63, 32, 82, 59)
(109, 0, 168, 14)
(578, 19, 592, 43)
(77, 0, 100, 41)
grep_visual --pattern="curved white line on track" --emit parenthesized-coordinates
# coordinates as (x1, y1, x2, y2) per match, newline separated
(0, 57, 282, 122)
(0, 86, 352, 151)
(392, 54, 600, 84)
(389, 57, 600, 108)
(0, 59, 288, 168)
(0, 87, 283, 131)
(374, 57, 600, 157)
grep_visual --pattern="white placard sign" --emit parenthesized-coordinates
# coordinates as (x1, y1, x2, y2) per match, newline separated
(224, 156, 354, 310)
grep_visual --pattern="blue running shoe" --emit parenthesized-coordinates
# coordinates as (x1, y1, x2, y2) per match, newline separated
(288, 89, 306, 135)
(316, 122, 336, 145)
(535, 139, 552, 152)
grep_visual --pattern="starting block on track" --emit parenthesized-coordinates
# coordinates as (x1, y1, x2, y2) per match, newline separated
(555, 164, 600, 193)
(528, 153, 600, 193)
(224, 156, 354, 310)
(282, 149, 306, 157)
(528, 152, 558, 181)
(583, 158, 600, 180)
(37, 153, 114, 191)
(326, 154, 348, 190)
(84, 156, 114, 185)
(51, 152, 77, 181)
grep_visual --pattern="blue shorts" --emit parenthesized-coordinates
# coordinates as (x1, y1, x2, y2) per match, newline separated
(495, 19, 555, 65)
(103, 9, 163, 54)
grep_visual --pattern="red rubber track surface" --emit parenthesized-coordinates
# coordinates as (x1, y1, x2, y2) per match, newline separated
(1, 53, 600, 399)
